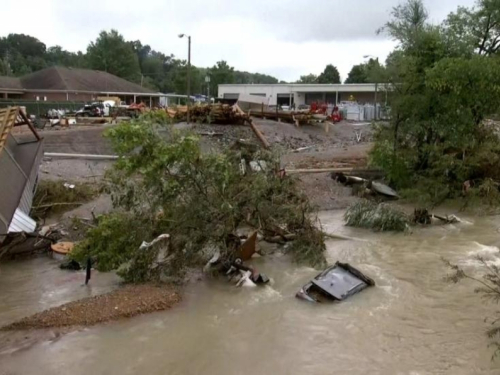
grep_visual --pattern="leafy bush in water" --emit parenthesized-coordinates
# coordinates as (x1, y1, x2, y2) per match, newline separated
(344, 200, 410, 232)
(71, 213, 152, 272)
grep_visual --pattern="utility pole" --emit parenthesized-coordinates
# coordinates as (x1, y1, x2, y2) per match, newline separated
(205, 75, 210, 100)
(187, 36, 191, 124)
(363, 54, 379, 120)
(179, 34, 191, 124)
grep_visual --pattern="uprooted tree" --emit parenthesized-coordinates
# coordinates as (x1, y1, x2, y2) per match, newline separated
(71, 117, 326, 282)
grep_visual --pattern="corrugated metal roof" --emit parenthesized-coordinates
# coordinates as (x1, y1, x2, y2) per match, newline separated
(8, 208, 36, 233)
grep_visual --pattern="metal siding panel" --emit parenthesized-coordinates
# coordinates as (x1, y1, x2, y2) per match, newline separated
(223, 93, 240, 99)
(0, 149, 26, 232)
(8, 208, 36, 233)
(18, 141, 43, 214)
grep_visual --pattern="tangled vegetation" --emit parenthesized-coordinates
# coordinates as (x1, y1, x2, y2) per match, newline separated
(370, 0, 500, 207)
(445, 257, 500, 359)
(31, 180, 98, 219)
(344, 200, 410, 232)
(71, 116, 326, 282)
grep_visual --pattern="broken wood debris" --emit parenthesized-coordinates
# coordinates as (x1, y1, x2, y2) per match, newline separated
(166, 103, 249, 125)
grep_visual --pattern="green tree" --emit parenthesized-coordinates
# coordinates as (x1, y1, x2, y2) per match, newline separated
(4, 34, 46, 58)
(317, 64, 341, 83)
(296, 73, 318, 83)
(87, 30, 141, 82)
(345, 59, 385, 84)
(208, 60, 234, 96)
(45, 46, 86, 68)
(371, 0, 500, 206)
(0, 58, 11, 76)
(0, 34, 47, 75)
(444, 0, 500, 56)
(345, 64, 368, 83)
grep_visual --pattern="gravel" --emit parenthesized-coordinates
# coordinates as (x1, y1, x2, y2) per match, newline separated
(2, 284, 181, 330)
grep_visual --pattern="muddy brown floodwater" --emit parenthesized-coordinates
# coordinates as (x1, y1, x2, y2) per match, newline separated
(1, 211, 500, 374)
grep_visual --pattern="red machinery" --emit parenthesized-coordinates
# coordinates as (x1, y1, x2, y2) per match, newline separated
(330, 106, 342, 123)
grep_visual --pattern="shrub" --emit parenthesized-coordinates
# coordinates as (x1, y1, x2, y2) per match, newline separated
(344, 200, 410, 232)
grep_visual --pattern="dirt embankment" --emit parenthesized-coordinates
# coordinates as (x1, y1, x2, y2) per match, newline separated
(2, 285, 180, 330)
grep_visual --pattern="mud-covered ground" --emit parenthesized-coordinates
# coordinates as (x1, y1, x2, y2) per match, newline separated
(36, 119, 373, 209)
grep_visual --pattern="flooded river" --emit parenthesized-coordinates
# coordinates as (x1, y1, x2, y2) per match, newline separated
(1, 211, 500, 374)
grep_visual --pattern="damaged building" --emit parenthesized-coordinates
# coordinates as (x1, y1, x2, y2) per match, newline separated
(0, 107, 43, 237)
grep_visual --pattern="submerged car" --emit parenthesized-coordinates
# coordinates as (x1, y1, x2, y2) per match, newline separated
(296, 262, 375, 303)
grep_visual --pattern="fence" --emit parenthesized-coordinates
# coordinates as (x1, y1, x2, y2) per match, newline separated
(0, 100, 87, 117)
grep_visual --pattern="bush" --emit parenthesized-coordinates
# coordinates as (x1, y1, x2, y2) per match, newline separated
(344, 200, 410, 232)
(70, 213, 152, 272)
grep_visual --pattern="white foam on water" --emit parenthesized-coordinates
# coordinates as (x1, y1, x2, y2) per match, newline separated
(460, 242, 500, 268)
(248, 286, 283, 306)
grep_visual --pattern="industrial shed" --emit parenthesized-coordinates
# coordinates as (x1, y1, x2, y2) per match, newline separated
(218, 83, 384, 107)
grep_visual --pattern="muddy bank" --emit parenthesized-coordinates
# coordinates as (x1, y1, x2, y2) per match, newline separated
(295, 172, 360, 210)
(2, 284, 180, 330)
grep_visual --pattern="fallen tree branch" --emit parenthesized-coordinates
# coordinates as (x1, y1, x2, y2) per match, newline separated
(32, 202, 86, 209)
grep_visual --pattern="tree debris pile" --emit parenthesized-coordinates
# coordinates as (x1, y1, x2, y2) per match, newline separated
(166, 104, 250, 125)
(344, 200, 410, 232)
(1, 284, 181, 330)
(71, 116, 326, 282)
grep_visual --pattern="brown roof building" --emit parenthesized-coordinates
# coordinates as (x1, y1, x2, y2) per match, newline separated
(0, 66, 163, 105)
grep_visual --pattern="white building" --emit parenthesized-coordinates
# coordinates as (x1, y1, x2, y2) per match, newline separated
(218, 83, 382, 107)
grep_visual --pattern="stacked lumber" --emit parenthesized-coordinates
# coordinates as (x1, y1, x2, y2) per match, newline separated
(250, 110, 312, 125)
(166, 104, 249, 125)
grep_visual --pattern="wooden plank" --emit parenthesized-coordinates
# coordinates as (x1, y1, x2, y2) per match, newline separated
(18, 109, 41, 141)
(286, 168, 354, 174)
(234, 104, 270, 149)
(0, 107, 15, 152)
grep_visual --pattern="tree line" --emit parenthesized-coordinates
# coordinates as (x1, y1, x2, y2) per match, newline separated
(0, 31, 279, 96)
(295, 59, 384, 84)
(0, 30, 386, 95)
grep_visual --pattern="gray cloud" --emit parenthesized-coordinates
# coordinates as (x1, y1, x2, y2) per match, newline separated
(1, 0, 478, 81)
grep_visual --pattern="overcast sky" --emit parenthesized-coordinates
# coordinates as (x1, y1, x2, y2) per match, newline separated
(1, 0, 476, 81)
